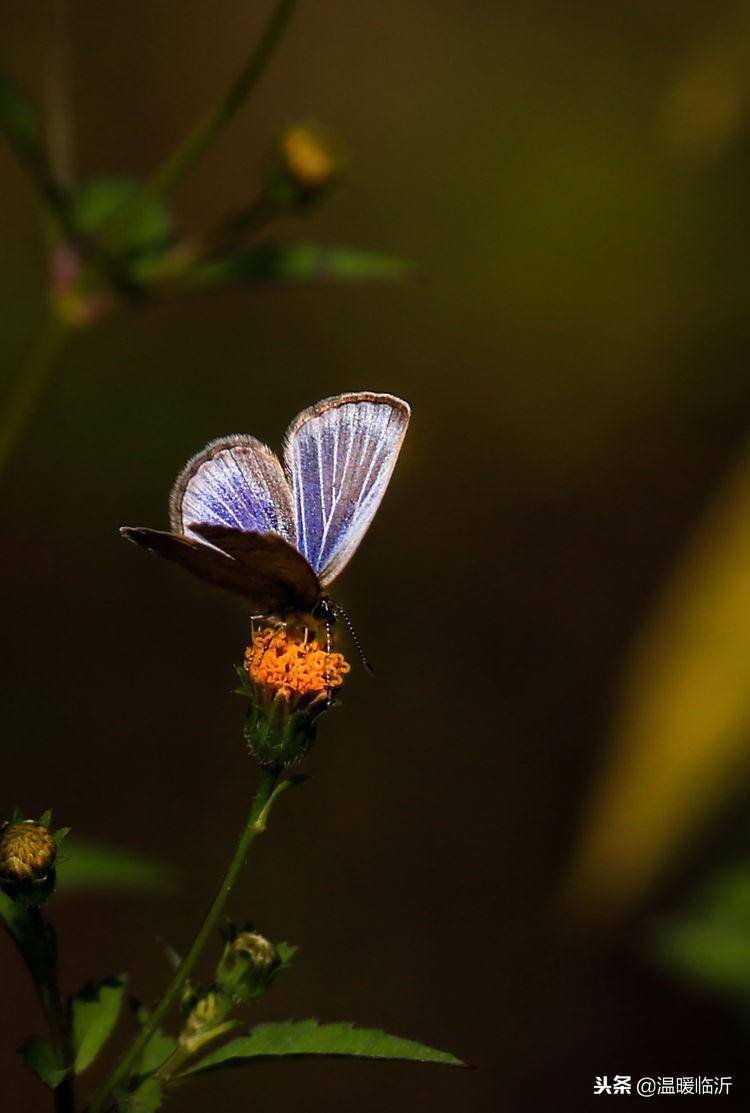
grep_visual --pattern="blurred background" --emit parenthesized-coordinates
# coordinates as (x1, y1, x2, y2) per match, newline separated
(4, 0, 750, 1108)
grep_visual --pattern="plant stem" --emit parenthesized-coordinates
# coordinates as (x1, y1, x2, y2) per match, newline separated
(0, 313, 71, 479)
(148, 0, 300, 196)
(88, 767, 281, 1113)
(43, 0, 76, 192)
(39, 968, 75, 1112)
(25, 908, 75, 1113)
(205, 194, 275, 257)
(0, 62, 78, 242)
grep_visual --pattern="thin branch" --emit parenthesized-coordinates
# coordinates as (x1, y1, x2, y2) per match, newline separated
(0, 62, 77, 241)
(87, 768, 286, 1113)
(148, 0, 300, 196)
(43, 0, 76, 191)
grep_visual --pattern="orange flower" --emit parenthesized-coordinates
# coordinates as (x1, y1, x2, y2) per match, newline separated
(242, 627, 349, 768)
(245, 627, 349, 704)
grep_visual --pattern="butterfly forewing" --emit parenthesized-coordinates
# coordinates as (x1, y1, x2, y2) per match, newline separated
(283, 392, 410, 587)
(170, 435, 296, 544)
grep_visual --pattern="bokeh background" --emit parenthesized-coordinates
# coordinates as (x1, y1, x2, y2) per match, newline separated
(5, 1, 750, 1108)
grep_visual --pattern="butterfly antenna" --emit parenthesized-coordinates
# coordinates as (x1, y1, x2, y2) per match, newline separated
(330, 600, 375, 676)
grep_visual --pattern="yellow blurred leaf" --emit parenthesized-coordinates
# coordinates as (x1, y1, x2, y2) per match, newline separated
(566, 445, 750, 921)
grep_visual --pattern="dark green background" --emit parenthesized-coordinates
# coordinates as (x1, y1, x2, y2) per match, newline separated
(2, 2, 750, 1109)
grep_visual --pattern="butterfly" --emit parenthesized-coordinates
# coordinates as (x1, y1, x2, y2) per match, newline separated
(120, 391, 411, 626)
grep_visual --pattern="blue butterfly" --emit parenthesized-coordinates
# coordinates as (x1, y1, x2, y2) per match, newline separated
(120, 392, 411, 623)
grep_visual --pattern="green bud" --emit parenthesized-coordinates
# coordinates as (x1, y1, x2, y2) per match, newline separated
(217, 931, 279, 1002)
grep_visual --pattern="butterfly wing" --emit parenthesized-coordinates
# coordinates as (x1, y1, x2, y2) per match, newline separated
(120, 525, 320, 615)
(283, 391, 410, 587)
(170, 435, 296, 544)
(190, 524, 321, 612)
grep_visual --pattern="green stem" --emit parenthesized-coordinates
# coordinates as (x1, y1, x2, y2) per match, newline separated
(88, 767, 281, 1113)
(25, 908, 75, 1113)
(0, 62, 78, 242)
(205, 194, 275, 258)
(148, 0, 300, 196)
(0, 313, 71, 479)
(43, 0, 76, 192)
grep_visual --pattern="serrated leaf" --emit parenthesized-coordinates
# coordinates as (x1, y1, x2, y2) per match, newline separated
(56, 838, 179, 895)
(184, 1020, 463, 1074)
(190, 243, 413, 290)
(72, 975, 127, 1073)
(117, 1077, 164, 1112)
(53, 827, 70, 847)
(276, 942, 298, 967)
(21, 1035, 67, 1089)
(133, 1026, 177, 1078)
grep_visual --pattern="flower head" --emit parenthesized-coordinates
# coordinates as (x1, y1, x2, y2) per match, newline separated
(246, 626, 348, 704)
(241, 626, 349, 768)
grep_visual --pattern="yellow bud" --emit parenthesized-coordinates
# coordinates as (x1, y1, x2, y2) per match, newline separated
(185, 991, 225, 1035)
(0, 821, 57, 883)
(280, 123, 343, 192)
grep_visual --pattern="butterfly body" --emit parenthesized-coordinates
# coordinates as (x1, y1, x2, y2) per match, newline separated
(121, 392, 410, 623)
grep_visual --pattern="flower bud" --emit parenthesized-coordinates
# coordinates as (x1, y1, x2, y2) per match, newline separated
(0, 818, 58, 905)
(266, 123, 344, 209)
(0, 820, 56, 884)
(217, 930, 280, 1002)
(183, 990, 228, 1037)
(241, 626, 349, 768)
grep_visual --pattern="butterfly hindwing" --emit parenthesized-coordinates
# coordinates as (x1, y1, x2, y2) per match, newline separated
(283, 392, 410, 587)
(170, 435, 296, 544)
(189, 524, 321, 613)
(120, 526, 319, 615)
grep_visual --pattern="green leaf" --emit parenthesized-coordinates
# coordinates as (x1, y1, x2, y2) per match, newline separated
(38, 809, 52, 828)
(0, 891, 49, 985)
(133, 1026, 177, 1078)
(650, 862, 750, 996)
(116, 1077, 164, 1112)
(72, 975, 127, 1073)
(184, 1020, 463, 1074)
(275, 941, 299, 968)
(190, 243, 414, 290)
(56, 838, 179, 895)
(21, 1035, 67, 1089)
(73, 178, 173, 258)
